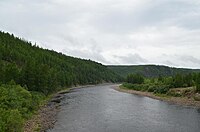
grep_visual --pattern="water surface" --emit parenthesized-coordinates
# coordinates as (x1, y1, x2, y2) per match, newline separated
(49, 84, 200, 132)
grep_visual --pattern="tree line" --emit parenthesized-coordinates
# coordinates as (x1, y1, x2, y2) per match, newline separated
(124, 72, 200, 94)
(108, 65, 200, 78)
(0, 31, 123, 131)
(0, 31, 122, 94)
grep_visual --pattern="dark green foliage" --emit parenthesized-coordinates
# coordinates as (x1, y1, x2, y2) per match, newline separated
(123, 83, 144, 91)
(158, 75, 163, 82)
(0, 31, 123, 131)
(0, 31, 122, 94)
(126, 74, 144, 84)
(196, 73, 200, 93)
(153, 85, 170, 94)
(108, 65, 200, 78)
(163, 77, 173, 86)
(184, 73, 193, 87)
(173, 73, 184, 88)
(171, 73, 195, 88)
(123, 83, 170, 94)
(123, 72, 200, 95)
(0, 84, 45, 132)
(0, 109, 23, 132)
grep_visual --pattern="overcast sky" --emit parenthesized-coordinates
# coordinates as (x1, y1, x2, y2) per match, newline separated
(1, 0, 200, 68)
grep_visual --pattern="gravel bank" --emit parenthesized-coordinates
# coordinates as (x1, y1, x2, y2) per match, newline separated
(114, 86, 200, 108)
(24, 85, 96, 132)
(24, 93, 65, 132)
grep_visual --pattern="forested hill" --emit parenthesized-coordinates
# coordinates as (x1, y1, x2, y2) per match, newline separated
(108, 65, 200, 78)
(0, 31, 122, 94)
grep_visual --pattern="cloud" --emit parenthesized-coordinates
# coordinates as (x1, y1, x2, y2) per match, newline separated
(154, 54, 200, 69)
(179, 56, 200, 65)
(113, 53, 148, 64)
(63, 48, 109, 64)
(0, 0, 200, 68)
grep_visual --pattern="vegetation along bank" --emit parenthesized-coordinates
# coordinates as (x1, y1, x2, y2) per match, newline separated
(0, 31, 122, 132)
(117, 73, 200, 108)
(1, 31, 200, 131)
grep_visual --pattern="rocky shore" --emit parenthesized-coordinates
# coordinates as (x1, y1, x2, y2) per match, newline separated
(114, 85, 200, 108)
(24, 90, 68, 132)
(24, 85, 95, 132)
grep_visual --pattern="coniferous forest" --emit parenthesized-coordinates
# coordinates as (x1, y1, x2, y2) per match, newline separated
(0, 31, 122, 131)
(0, 31, 122, 92)
(1, 31, 200, 131)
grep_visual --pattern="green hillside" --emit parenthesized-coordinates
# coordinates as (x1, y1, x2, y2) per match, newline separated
(0, 31, 122, 93)
(108, 65, 200, 78)
(0, 31, 122, 131)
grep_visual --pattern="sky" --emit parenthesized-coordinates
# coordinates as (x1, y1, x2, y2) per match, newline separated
(1, 0, 200, 69)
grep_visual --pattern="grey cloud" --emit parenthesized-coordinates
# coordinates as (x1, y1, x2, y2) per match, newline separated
(0, 0, 200, 68)
(62, 48, 109, 64)
(157, 54, 200, 69)
(114, 54, 148, 64)
(61, 37, 109, 63)
(91, 0, 200, 33)
(179, 56, 200, 65)
(162, 60, 176, 66)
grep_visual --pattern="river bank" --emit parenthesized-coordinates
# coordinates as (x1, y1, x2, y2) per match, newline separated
(114, 85, 200, 108)
(24, 85, 95, 132)
(44, 84, 200, 132)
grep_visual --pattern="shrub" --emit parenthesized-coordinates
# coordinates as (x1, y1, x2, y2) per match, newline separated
(0, 84, 45, 132)
(140, 84, 150, 91)
(123, 83, 170, 94)
(196, 84, 200, 93)
(126, 74, 144, 84)
(6, 109, 24, 132)
(122, 83, 142, 91)
(0, 109, 24, 132)
(147, 85, 157, 92)
(153, 85, 170, 94)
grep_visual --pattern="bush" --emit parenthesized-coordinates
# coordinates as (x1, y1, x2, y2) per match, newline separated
(153, 85, 170, 94)
(6, 109, 24, 132)
(126, 74, 144, 84)
(0, 84, 45, 132)
(140, 84, 150, 91)
(196, 82, 200, 93)
(0, 109, 24, 132)
(122, 83, 142, 91)
(123, 83, 170, 94)
(0, 108, 6, 132)
(195, 73, 200, 93)
(147, 85, 157, 92)
(30, 91, 45, 110)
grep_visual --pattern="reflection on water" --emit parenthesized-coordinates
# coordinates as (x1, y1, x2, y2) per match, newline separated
(49, 85, 200, 132)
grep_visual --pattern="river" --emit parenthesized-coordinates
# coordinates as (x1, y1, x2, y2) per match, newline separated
(49, 84, 200, 132)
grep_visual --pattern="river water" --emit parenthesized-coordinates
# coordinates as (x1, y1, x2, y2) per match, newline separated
(49, 84, 200, 132)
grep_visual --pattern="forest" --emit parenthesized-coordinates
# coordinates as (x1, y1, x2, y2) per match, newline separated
(1, 31, 200, 131)
(108, 65, 200, 78)
(123, 72, 200, 96)
(0, 31, 122, 131)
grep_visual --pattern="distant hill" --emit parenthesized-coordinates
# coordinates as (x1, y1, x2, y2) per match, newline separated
(0, 31, 122, 94)
(107, 65, 200, 78)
